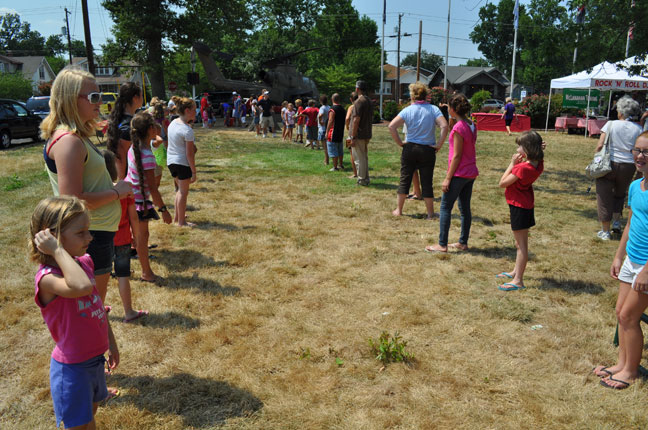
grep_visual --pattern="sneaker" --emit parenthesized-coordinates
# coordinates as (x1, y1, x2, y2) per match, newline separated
(612, 220, 622, 233)
(597, 230, 611, 241)
(329, 167, 339, 171)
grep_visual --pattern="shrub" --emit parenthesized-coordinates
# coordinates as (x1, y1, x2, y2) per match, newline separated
(428, 86, 453, 106)
(383, 100, 399, 121)
(470, 89, 491, 112)
(38, 81, 53, 96)
(516, 93, 563, 128)
(373, 108, 382, 123)
(0, 72, 33, 100)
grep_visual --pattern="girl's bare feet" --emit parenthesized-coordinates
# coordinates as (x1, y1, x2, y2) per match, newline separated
(448, 242, 468, 251)
(392, 209, 402, 216)
(425, 244, 447, 253)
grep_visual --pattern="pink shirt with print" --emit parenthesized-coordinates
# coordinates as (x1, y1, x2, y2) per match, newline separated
(34, 254, 109, 364)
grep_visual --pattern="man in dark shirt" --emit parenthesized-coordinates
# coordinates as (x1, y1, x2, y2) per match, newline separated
(349, 80, 373, 186)
(258, 91, 275, 138)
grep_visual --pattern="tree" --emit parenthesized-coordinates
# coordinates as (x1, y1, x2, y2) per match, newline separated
(400, 50, 443, 73)
(0, 13, 46, 55)
(462, 58, 490, 67)
(0, 72, 33, 99)
(312, 64, 358, 98)
(102, 0, 250, 98)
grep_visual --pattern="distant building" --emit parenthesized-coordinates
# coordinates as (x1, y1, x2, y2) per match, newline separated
(509, 83, 534, 100)
(72, 57, 150, 94)
(0, 55, 56, 94)
(375, 64, 434, 101)
(429, 66, 510, 99)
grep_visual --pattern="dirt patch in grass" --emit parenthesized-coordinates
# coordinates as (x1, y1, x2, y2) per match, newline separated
(1, 124, 645, 429)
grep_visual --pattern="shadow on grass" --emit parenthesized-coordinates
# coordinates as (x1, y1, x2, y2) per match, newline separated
(534, 169, 591, 195)
(109, 311, 200, 329)
(193, 220, 257, 231)
(464, 246, 519, 259)
(153, 249, 227, 271)
(110, 373, 263, 428)
(535, 277, 605, 295)
(165, 273, 241, 296)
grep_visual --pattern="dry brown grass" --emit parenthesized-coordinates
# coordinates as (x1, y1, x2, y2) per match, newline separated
(1, 124, 647, 429)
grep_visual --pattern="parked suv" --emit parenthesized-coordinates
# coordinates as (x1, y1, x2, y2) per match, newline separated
(481, 99, 505, 110)
(0, 99, 42, 149)
(26, 96, 51, 119)
(100, 92, 118, 116)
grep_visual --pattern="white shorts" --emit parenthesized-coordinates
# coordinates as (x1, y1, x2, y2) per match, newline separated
(618, 256, 648, 295)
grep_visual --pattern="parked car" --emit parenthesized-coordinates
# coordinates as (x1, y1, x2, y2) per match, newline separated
(25, 96, 51, 119)
(0, 99, 42, 149)
(481, 99, 505, 111)
(100, 92, 118, 116)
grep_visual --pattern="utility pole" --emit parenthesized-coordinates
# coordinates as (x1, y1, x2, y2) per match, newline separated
(81, 0, 95, 76)
(416, 20, 422, 81)
(64, 8, 73, 65)
(191, 46, 196, 100)
(390, 14, 412, 103)
(379, 0, 386, 119)
(444, 0, 451, 89)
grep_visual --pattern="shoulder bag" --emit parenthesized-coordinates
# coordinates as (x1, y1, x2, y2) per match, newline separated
(585, 130, 612, 180)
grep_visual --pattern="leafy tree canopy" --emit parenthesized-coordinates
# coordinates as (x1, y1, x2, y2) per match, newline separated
(400, 50, 443, 73)
(0, 13, 45, 55)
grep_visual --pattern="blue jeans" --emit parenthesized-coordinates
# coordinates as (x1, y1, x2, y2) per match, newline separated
(438, 177, 475, 247)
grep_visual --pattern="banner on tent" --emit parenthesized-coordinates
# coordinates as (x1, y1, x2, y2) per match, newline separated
(591, 79, 648, 90)
(563, 89, 600, 109)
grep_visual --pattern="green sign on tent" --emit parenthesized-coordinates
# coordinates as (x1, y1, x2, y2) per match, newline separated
(563, 89, 600, 109)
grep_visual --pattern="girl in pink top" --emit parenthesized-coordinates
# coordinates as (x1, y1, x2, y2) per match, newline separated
(426, 93, 478, 253)
(31, 196, 119, 429)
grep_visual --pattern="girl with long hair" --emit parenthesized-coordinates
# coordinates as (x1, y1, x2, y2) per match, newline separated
(106, 82, 143, 179)
(126, 112, 172, 282)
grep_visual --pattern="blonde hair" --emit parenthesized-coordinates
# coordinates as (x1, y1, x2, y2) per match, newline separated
(505, 97, 512, 103)
(409, 82, 428, 101)
(176, 97, 196, 116)
(40, 66, 98, 140)
(29, 196, 88, 265)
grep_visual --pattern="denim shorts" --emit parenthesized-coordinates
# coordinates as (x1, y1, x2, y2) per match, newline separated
(113, 244, 131, 278)
(87, 230, 116, 276)
(50, 355, 107, 428)
(318, 129, 326, 141)
(327, 141, 344, 158)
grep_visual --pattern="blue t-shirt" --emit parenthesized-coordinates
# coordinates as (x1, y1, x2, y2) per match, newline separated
(627, 178, 648, 264)
(504, 103, 515, 119)
(398, 103, 443, 146)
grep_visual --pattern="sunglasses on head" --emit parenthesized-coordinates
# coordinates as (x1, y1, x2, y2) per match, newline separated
(78, 92, 103, 104)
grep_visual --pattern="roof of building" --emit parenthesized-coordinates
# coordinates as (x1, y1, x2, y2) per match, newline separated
(0, 54, 23, 65)
(433, 66, 510, 86)
(5, 56, 54, 80)
(383, 64, 434, 80)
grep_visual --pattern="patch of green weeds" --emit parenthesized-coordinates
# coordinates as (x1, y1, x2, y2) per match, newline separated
(2, 174, 24, 191)
(368, 331, 414, 365)
(335, 357, 344, 366)
(299, 347, 311, 360)
(487, 231, 497, 240)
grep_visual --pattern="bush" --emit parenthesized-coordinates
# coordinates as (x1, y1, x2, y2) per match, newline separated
(0, 72, 33, 100)
(516, 93, 563, 128)
(428, 86, 453, 106)
(38, 81, 53, 96)
(470, 89, 491, 112)
(383, 100, 399, 121)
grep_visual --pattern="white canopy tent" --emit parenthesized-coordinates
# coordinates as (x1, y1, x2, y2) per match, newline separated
(544, 58, 648, 134)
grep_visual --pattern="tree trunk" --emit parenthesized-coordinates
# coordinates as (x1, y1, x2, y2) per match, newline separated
(147, 37, 166, 98)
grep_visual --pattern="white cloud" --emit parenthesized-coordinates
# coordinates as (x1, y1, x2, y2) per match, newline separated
(0, 7, 18, 15)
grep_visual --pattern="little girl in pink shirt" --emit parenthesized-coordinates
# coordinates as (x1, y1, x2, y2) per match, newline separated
(31, 196, 119, 429)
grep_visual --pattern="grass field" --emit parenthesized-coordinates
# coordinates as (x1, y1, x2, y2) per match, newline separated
(1, 123, 647, 429)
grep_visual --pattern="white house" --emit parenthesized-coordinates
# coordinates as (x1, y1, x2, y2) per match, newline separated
(0, 56, 56, 94)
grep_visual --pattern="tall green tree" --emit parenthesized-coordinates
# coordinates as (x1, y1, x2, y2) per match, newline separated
(0, 13, 46, 55)
(400, 50, 444, 73)
(102, 0, 249, 97)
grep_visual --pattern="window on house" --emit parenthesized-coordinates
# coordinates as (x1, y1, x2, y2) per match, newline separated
(39, 66, 45, 79)
(0, 63, 5, 73)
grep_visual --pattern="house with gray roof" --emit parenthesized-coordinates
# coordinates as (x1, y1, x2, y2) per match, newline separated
(0, 56, 56, 94)
(429, 66, 510, 99)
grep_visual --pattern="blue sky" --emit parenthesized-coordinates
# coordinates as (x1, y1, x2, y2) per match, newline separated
(2, 0, 504, 65)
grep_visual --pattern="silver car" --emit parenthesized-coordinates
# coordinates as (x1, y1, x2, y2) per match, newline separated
(482, 99, 505, 110)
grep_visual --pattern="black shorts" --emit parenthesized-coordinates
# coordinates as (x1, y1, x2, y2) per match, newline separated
(168, 163, 192, 180)
(113, 244, 131, 278)
(505, 117, 513, 126)
(87, 230, 115, 276)
(509, 205, 535, 231)
(137, 206, 159, 221)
